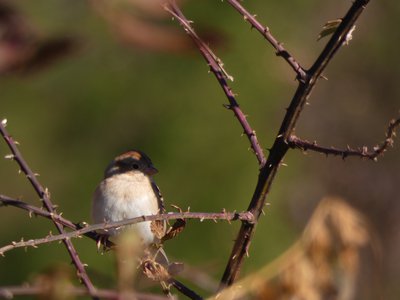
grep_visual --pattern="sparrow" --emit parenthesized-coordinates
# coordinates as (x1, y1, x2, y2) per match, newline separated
(91, 150, 166, 247)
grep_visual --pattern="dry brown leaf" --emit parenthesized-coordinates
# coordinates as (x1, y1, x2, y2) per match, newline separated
(162, 218, 186, 242)
(151, 220, 167, 240)
(142, 259, 170, 282)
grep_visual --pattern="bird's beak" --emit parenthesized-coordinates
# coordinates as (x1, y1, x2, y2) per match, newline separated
(144, 165, 158, 176)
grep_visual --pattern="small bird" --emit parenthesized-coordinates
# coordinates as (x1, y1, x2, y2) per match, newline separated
(92, 150, 171, 295)
(91, 150, 166, 248)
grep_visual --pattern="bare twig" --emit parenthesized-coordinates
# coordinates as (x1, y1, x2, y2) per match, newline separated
(288, 117, 400, 159)
(0, 195, 87, 232)
(218, 0, 371, 287)
(166, 0, 371, 288)
(164, 2, 266, 166)
(0, 194, 115, 248)
(225, 0, 307, 81)
(0, 285, 168, 300)
(169, 279, 203, 300)
(0, 210, 254, 256)
(0, 121, 99, 299)
(0, 194, 242, 299)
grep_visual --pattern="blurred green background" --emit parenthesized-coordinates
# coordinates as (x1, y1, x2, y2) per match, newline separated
(0, 0, 399, 298)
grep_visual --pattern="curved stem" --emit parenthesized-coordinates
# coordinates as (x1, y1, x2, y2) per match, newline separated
(0, 122, 99, 299)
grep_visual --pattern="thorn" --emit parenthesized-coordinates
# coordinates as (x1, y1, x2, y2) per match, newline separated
(4, 154, 14, 160)
(344, 25, 356, 45)
(222, 104, 232, 109)
(320, 74, 328, 80)
(362, 146, 368, 155)
(261, 209, 265, 216)
(44, 188, 51, 200)
(96, 239, 102, 251)
(281, 163, 288, 167)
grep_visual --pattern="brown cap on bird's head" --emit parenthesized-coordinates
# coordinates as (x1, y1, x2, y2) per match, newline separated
(104, 150, 158, 178)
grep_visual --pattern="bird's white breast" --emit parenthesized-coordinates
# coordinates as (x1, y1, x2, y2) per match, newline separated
(92, 172, 160, 245)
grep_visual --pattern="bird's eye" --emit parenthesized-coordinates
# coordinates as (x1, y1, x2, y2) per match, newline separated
(132, 164, 139, 169)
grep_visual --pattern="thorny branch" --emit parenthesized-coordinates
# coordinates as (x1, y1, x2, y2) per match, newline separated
(225, 0, 307, 81)
(0, 196, 239, 299)
(218, 0, 371, 288)
(166, 0, 373, 289)
(164, 2, 266, 166)
(288, 117, 400, 159)
(0, 121, 99, 299)
(0, 195, 96, 236)
(0, 196, 240, 299)
(0, 206, 254, 256)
